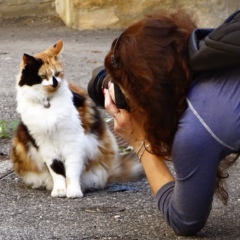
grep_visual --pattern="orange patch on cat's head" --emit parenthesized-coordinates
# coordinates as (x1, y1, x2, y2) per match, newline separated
(45, 39, 63, 57)
(35, 40, 63, 62)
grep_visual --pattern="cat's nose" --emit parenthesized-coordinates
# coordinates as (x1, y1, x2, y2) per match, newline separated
(52, 76, 58, 88)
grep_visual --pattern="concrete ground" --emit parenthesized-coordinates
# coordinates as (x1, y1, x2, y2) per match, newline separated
(0, 15, 240, 240)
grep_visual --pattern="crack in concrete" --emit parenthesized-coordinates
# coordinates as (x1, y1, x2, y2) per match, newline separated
(0, 170, 14, 180)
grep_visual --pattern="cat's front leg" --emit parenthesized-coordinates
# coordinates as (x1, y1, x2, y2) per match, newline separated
(51, 175, 66, 198)
(65, 158, 84, 198)
(47, 159, 67, 197)
(66, 177, 83, 198)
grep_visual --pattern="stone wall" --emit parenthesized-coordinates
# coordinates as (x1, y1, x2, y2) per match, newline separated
(0, 0, 239, 29)
(0, 0, 55, 18)
(55, 0, 240, 29)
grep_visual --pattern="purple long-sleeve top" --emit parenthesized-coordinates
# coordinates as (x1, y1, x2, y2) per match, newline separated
(156, 67, 240, 235)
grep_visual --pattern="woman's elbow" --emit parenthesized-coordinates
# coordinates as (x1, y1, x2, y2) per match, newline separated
(171, 219, 206, 236)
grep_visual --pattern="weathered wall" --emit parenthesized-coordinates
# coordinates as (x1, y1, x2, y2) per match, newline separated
(0, 0, 55, 18)
(55, 0, 240, 29)
(0, 0, 239, 29)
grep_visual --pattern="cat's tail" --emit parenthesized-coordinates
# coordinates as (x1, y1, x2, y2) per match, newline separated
(108, 150, 145, 183)
(106, 119, 145, 183)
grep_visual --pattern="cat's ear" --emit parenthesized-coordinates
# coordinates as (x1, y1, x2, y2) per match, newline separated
(23, 54, 36, 66)
(52, 40, 63, 56)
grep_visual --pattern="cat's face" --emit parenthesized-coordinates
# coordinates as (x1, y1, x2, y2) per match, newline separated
(18, 40, 64, 95)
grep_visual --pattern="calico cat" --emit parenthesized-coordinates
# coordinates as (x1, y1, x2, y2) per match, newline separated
(11, 40, 143, 198)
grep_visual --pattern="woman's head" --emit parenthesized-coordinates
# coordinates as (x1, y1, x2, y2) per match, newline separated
(104, 10, 196, 156)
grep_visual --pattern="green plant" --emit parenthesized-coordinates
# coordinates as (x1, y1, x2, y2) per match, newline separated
(0, 119, 19, 139)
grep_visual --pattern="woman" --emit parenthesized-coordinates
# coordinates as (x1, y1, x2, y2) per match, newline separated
(103, 10, 240, 235)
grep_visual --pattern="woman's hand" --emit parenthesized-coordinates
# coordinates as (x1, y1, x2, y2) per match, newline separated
(104, 82, 145, 150)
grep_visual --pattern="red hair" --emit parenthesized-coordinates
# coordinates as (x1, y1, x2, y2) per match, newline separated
(105, 10, 196, 157)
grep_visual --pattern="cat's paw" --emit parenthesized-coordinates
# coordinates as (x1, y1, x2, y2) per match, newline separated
(51, 187, 66, 198)
(66, 185, 83, 198)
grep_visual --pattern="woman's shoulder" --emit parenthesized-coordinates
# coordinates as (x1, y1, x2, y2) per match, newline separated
(181, 67, 240, 157)
(188, 66, 240, 99)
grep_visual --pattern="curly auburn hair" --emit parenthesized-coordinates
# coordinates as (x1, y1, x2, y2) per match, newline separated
(105, 10, 196, 156)
(104, 9, 237, 204)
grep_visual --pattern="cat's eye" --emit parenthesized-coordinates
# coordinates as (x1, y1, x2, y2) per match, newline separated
(55, 71, 62, 77)
(40, 75, 47, 80)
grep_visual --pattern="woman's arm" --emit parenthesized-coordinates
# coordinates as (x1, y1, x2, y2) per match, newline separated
(140, 151, 175, 196)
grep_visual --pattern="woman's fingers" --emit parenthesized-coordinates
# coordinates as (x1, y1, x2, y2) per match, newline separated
(104, 88, 120, 117)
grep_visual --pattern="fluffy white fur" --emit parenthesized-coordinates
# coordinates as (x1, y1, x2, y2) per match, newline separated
(16, 77, 118, 198)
